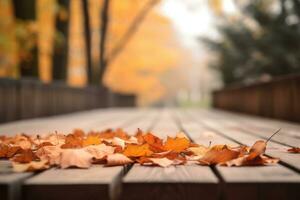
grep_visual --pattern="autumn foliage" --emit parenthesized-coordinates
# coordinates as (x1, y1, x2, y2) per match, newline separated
(0, 128, 281, 172)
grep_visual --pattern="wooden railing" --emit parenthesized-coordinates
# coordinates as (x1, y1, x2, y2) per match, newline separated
(0, 78, 135, 123)
(212, 74, 300, 123)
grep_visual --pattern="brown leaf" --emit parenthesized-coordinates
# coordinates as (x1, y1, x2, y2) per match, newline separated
(61, 133, 83, 149)
(199, 145, 240, 165)
(12, 149, 38, 163)
(143, 133, 164, 153)
(223, 155, 279, 167)
(0, 144, 21, 158)
(106, 153, 133, 166)
(287, 147, 300, 153)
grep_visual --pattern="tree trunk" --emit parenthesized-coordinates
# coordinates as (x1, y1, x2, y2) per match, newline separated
(52, 0, 70, 81)
(99, 0, 110, 83)
(13, 0, 38, 78)
(82, 0, 93, 84)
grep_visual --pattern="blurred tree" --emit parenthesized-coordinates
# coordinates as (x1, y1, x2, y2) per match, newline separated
(82, 0, 93, 84)
(203, 0, 300, 86)
(52, 0, 69, 81)
(99, 0, 110, 85)
(0, 0, 19, 78)
(13, 0, 39, 78)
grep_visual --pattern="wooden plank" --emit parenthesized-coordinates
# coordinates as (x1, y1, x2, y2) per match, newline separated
(121, 110, 219, 200)
(23, 166, 125, 200)
(23, 109, 147, 200)
(0, 109, 125, 200)
(205, 109, 300, 140)
(192, 110, 300, 171)
(0, 109, 148, 200)
(177, 110, 300, 200)
(0, 161, 32, 200)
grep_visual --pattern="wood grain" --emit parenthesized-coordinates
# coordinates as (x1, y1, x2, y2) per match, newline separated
(121, 111, 219, 200)
(178, 110, 300, 200)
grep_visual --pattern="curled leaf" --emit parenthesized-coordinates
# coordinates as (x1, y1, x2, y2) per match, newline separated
(85, 144, 115, 160)
(199, 145, 239, 165)
(13, 160, 49, 172)
(106, 153, 133, 166)
(248, 140, 266, 159)
(223, 155, 279, 167)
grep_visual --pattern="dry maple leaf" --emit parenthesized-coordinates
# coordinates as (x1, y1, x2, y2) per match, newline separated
(72, 129, 85, 137)
(127, 136, 138, 144)
(82, 135, 102, 147)
(248, 140, 266, 160)
(198, 145, 240, 165)
(60, 149, 93, 169)
(12, 149, 39, 163)
(85, 144, 115, 160)
(106, 153, 133, 166)
(61, 133, 83, 149)
(287, 147, 300, 153)
(114, 128, 130, 140)
(12, 160, 49, 172)
(223, 155, 279, 167)
(134, 128, 144, 144)
(0, 144, 21, 158)
(123, 143, 153, 157)
(188, 145, 209, 157)
(164, 136, 190, 152)
(36, 145, 62, 165)
(143, 133, 164, 153)
(112, 137, 126, 149)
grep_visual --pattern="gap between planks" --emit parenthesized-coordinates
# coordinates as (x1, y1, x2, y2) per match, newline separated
(0, 109, 155, 200)
(121, 110, 219, 200)
(179, 110, 300, 200)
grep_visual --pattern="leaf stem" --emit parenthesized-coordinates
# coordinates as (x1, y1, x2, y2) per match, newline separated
(266, 128, 281, 143)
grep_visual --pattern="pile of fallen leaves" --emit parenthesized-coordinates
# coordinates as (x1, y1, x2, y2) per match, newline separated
(0, 128, 287, 172)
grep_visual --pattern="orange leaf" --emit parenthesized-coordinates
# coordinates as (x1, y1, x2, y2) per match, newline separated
(82, 135, 102, 146)
(199, 145, 239, 165)
(248, 140, 266, 159)
(123, 144, 153, 157)
(164, 136, 190, 152)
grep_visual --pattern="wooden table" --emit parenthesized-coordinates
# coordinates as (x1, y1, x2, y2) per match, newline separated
(0, 108, 299, 200)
